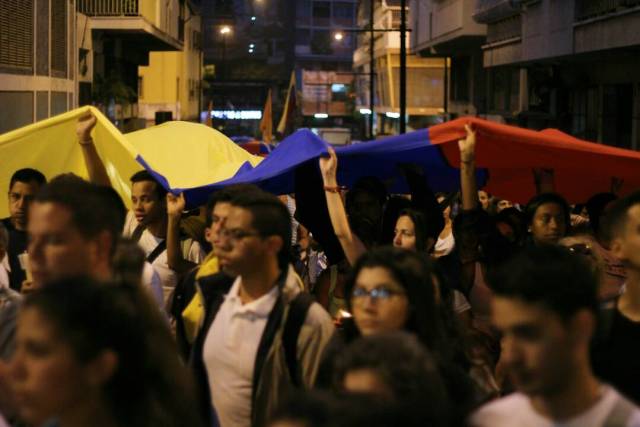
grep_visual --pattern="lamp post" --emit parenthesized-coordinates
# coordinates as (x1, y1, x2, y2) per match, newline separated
(334, 1, 410, 137)
(399, 0, 406, 134)
(369, 0, 375, 139)
(220, 25, 231, 80)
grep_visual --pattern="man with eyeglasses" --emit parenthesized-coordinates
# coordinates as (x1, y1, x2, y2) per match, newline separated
(193, 188, 334, 427)
(1, 169, 46, 292)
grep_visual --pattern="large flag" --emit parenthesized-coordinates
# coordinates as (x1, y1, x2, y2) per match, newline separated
(259, 89, 273, 144)
(277, 71, 297, 136)
(4, 110, 640, 214)
(199, 117, 640, 204)
(0, 106, 262, 218)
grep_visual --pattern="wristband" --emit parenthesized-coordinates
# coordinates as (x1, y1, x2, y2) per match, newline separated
(79, 137, 94, 146)
(324, 185, 344, 193)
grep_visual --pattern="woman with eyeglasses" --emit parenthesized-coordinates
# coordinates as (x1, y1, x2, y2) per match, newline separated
(316, 247, 479, 424)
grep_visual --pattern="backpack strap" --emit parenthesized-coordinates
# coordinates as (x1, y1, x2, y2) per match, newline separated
(146, 240, 167, 264)
(603, 393, 636, 427)
(282, 292, 315, 387)
(131, 224, 145, 243)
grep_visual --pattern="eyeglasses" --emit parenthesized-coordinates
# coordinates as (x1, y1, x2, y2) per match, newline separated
(220, 228, 261, 243)
(351, 286, 405, 302)
(567, 243, 593, 257)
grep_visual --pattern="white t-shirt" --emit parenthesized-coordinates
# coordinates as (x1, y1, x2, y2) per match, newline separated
(203, 277, 279, 427)
(435, 232, 455, 257)
(142, 262, 163, 307)
(471, 386, 640, 427)
(123, 211, 204, 301)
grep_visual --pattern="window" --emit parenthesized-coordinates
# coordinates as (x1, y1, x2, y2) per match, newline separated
(333, 2, 354, 26)
(296, 29, 311, 45)
(0, 0, 34, 72)
(51, 0, 67, 76)
(331, 83, 349, 102)
(451, 56, 470, 102)
(297, 0, 312, 24)
(313, 1, 331, 26)
(310, 30, 332, 54)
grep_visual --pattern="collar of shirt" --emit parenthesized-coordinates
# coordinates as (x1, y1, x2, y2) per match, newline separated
(225, 277, 279, 319)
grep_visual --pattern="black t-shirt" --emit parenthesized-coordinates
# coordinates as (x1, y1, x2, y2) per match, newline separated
(592, 307, 640, 404)
(1, 217, 27, 291)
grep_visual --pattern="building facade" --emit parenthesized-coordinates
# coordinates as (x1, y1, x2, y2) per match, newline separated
(410, 0, 487, 119)
(0, 0, 77, 133)
(355, 0, 446, 137)
(138, 2, 203, 123)
(411, 0, 640, 150)
(292, 0, 358, 131)
(77, 0, 185, 130)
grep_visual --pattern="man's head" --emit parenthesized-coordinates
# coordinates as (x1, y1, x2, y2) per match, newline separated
(205, 184, 263, 255)
(216, 189, 291, 276)
(7, 168, 47, 231)
(489, 244, 598, 397)
(27, 174, 125, 287)
(608, 191, 640, 271)
(129, 170, 167, 227)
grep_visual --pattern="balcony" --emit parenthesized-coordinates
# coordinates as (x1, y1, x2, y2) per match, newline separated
(473, 0, 522, 24)
(77, 0, 182, 51)
(486, 14, 521, 44)
(575, 0, 640, 21)
(77, 0, 139, 16)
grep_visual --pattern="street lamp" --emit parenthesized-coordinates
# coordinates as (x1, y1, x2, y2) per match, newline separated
(219, 26, 232, 79)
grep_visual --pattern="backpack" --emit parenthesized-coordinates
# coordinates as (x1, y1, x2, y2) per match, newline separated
(282, 292, 315, 387)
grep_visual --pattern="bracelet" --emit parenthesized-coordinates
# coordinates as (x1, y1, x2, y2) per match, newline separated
(79, 137, 94, 146)
(324, 185, 344, 193)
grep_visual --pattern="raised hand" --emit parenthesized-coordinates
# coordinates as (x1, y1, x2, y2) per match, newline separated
(76, 113, 97, 144)
(319, 146, 338, 186)
(458, 123, 476, 164)
(167, 192, 186, 219)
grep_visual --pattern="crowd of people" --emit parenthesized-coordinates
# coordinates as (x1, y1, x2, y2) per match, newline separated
(1, 114, 640, 427)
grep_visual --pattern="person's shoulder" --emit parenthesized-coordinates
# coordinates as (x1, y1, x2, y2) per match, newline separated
(0, 217, 11, 229)
(303, 300, 334, 332)
(470, 393, 531, 427)
(604, 386, 640, 427)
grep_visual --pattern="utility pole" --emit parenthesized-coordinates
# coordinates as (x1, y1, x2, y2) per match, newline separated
(369, 0, 375, 139)
(400, 0, 407, 134)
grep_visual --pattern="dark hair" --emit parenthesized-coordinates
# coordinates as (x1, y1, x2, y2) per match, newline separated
(21, 277, 203, 427)
(345, 176, 388, 212)
(345, 247, 448, 356)
(488, 244, 599, 319)
(586, 192, 617, 240)
(270, 390, 410, 427)
(334, 332, 450, 427)
(112, 238, 146, 286)
(607, 190, 640, 240)
(524, 192, 571, 229)
(230, 189, 292, 270)
(9, 168, 46, 189)
(205, 184, 264, 227)
(397, 208, 429, 252)
(34, 174, 123, 256)
(129, 170, 167, 200)
(494, 207, 526, 245)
